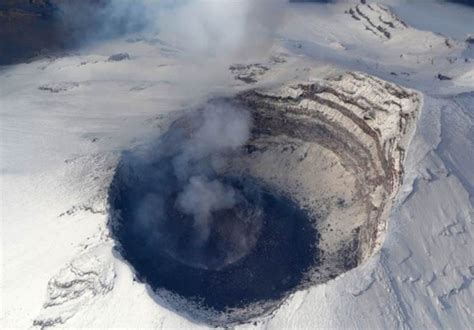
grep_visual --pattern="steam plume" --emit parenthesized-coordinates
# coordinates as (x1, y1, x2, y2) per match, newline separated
(56, 0, 287, 58)
(121, 102, 252, 259)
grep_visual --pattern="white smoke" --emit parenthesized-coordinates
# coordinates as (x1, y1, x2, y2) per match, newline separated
(171, 104, 252, 243)
(172, 104, 251, 181)
(123, 102, 252, 249)
(90, 0, 280, 248)
(56, 0, 287, 59)
(156, 0, 287, 58)
(176, 176, 238, 242)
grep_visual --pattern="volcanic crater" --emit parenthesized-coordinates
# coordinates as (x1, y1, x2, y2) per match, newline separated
(108, 72, 420, 325)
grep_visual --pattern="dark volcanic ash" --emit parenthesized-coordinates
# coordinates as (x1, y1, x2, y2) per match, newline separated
(108, 101, 319, 319)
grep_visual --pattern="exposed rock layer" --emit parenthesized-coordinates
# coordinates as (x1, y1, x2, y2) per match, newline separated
(345, 2, 407, 40)
(229, 71, 420, 284)
(114, 71, 421, 325)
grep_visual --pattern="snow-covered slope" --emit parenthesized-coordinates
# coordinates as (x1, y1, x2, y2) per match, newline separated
(1, 0, 473, 328)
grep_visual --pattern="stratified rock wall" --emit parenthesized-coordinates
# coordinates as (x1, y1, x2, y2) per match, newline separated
(236, 72, 421, 264)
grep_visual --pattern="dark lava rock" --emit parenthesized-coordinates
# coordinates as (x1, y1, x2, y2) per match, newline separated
(437, 73, 452, 81)
(108, 53, 130, 62)
(107, 106, 321, 323)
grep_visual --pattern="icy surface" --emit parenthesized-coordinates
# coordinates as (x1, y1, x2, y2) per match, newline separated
(1, 0, 473, 328)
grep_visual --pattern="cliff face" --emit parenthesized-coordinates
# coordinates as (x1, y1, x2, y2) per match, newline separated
(233, 72, 421, 272)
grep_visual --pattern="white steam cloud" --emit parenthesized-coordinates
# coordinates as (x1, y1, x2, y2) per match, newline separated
(177, 176, 238, 242)
(125, 103, 252, 253)
(57, 0, 287, 59)
(172, 104, 251, 243)
(172, 104, 251, 180)
(156, 0, 287, 58)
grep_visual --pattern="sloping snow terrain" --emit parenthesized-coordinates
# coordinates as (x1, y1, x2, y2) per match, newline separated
(1, 0, 473, 328)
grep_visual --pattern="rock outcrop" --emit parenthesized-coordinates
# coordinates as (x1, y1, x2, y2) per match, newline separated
(34, 245, 115, 328)
(345, 2, 407, 40)
(232, 71, 421, 275)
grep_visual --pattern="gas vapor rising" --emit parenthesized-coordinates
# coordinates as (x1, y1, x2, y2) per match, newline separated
(123, 103, 252, 252)
(94, 0, 280, 268)
(156, 0, 287, 58)
(57, 0, 288, 58)
(172, 105, 251, 242)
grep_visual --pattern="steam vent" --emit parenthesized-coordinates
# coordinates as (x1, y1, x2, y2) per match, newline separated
(108, 72, 421, 325)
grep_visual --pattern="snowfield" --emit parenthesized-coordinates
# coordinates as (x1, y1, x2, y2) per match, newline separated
(1, 0, 473, 328)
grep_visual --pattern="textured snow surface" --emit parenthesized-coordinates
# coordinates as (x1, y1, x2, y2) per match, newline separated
(1, 0, 473, 328)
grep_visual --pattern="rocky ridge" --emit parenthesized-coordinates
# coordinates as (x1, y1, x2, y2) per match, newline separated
(346, 2, 407, 40)
(33, 245, 115, 328)
(233, 71, 421, 272)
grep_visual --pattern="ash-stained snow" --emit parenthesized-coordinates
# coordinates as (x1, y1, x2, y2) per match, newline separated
(1, 0, 473, 328)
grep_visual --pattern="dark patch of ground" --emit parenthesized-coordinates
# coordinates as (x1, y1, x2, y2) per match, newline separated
(0, 0, 142, 65)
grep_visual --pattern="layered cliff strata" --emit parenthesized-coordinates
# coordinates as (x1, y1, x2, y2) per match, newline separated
(227, 71, 421, 281)
(108, 71, 421, 324)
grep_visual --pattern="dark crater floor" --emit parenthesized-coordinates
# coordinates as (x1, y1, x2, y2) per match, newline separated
(107, 108, 321, 319)
(110, 171, 319, 311)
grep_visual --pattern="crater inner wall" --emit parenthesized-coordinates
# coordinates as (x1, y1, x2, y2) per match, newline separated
(228, 71, 421, 277)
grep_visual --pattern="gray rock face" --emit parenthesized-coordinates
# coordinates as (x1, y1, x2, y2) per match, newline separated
(229, 72, 421, 280)
(122, 71, 421, 325)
